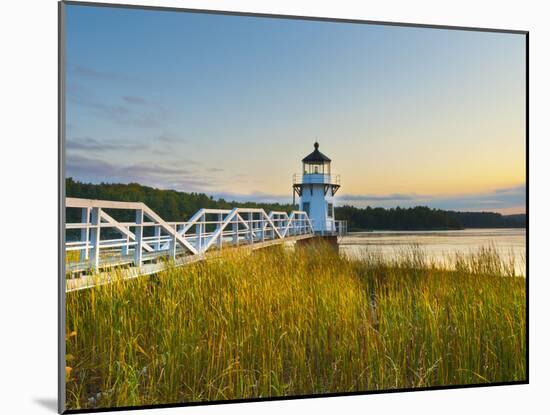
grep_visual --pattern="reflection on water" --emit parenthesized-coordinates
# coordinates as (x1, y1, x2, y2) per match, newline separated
(339, 228, 526, 275)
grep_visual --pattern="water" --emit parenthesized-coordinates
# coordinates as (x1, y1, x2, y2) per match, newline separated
(339, 228, 526, 275)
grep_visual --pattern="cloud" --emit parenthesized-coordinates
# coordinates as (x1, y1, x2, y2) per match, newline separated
(69, 64, 122, 81)
(80, 99, 162, 128)
(338, 193, 421, 202)
(154, 132, 183, 144)
(67, 136, 143, 152)
(337, 185, 526, 213)
(493, 184, 526, 195)
(424, 186, 525, 211)
(146, 133, 187, 155)
(67, 133, 187, 157)
(122, 95, 149, 105)
(67, 85, 167, 128)
(121, 163, 193, 177)
(66, 154, 218, 192)
(211, 191, 290, 204)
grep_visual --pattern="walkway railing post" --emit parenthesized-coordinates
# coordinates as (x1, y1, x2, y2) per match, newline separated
(122, 232, 130, 256)
(134, 208, 143, 267)
(248, 212, 253, 244)
(89, 207, 101, 270)
(232, 215, 239, 246)
(172, 223, 184, 259)
(170, 224, 177, 260)
(217, 213, 223, 249)
(260, 215, 265, 242)
(79, 207, 90, 262)
(198, 214, 205, 253)
(154, 225, 161, 251)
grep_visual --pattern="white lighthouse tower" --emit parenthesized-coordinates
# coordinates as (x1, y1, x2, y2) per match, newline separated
(293, 142, 341, 234)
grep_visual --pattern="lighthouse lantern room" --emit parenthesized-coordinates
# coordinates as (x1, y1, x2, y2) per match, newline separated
(293, 142, 340, 233)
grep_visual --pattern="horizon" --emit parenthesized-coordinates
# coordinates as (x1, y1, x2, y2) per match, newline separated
(64, 4, 526, 214)
(65, 176, 525, 217)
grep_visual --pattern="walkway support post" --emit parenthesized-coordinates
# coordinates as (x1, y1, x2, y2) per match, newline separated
(89, 207, 101, 270)
(79, 207, 90, 262)
(283, 216, 290, 239)
(249, 212, 254, 244)
(154, 225, 161, 251)
(134, 208, 143, 267)
(267, 215, 281, 239)
(170, 224, 177, 260)
(122, 233, 130, 256)
(232, 216, 239, 246)
(260, 216, 265, 242)
(198, 215, 205, 253)
(217, 213, 223, 249)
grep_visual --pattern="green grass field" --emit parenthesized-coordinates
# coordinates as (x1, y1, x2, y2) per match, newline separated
(65, 242, 526, 410)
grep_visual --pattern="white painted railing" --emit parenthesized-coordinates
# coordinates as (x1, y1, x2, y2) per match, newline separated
(292, 173, 341, 186)
(335, 220, 348, 236)
(65, 198, 316, 272)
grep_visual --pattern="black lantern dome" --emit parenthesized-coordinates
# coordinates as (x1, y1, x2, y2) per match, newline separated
(302, 142, 331, 163)
(302, 142, 331, 175)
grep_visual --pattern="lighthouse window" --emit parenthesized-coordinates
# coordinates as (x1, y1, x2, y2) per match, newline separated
(303, 202, 310, 216)
(327, 203, 333, 217)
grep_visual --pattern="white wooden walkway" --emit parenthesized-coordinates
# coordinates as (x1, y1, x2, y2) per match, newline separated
(65, 198, 347, 291)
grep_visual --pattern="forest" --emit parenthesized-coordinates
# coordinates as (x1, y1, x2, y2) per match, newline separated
(66, 178, 526, 230)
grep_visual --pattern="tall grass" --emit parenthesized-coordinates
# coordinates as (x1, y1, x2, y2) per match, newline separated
(65, 242, 526, 410)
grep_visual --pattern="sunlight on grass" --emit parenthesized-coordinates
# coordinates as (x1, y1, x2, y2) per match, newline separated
(65, 242, 526, 410)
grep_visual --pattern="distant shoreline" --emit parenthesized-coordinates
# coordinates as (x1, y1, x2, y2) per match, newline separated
(65, 178, 527, 231)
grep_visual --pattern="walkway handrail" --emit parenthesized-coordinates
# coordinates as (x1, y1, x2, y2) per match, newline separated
(65, 198, 316, 272)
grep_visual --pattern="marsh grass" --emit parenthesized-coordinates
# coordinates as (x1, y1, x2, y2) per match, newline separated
(65, 251, 79, 263)
(65, 242, 526, 410)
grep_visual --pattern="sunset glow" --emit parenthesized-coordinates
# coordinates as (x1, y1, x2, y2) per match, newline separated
(65, 5, 526, 213)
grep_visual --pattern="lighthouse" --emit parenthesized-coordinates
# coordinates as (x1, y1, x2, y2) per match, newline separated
(293, 142, 341, 233)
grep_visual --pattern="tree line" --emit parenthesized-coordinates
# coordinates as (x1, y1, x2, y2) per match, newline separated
(65, 178, 294, 224)
(335, 205, 525, 231)
(66, 178, 526, 230)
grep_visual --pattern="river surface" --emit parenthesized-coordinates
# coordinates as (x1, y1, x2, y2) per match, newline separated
(339, 228, 526, 275)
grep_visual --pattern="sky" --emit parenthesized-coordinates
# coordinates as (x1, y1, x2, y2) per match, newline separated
(64, 4, 526, 214)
